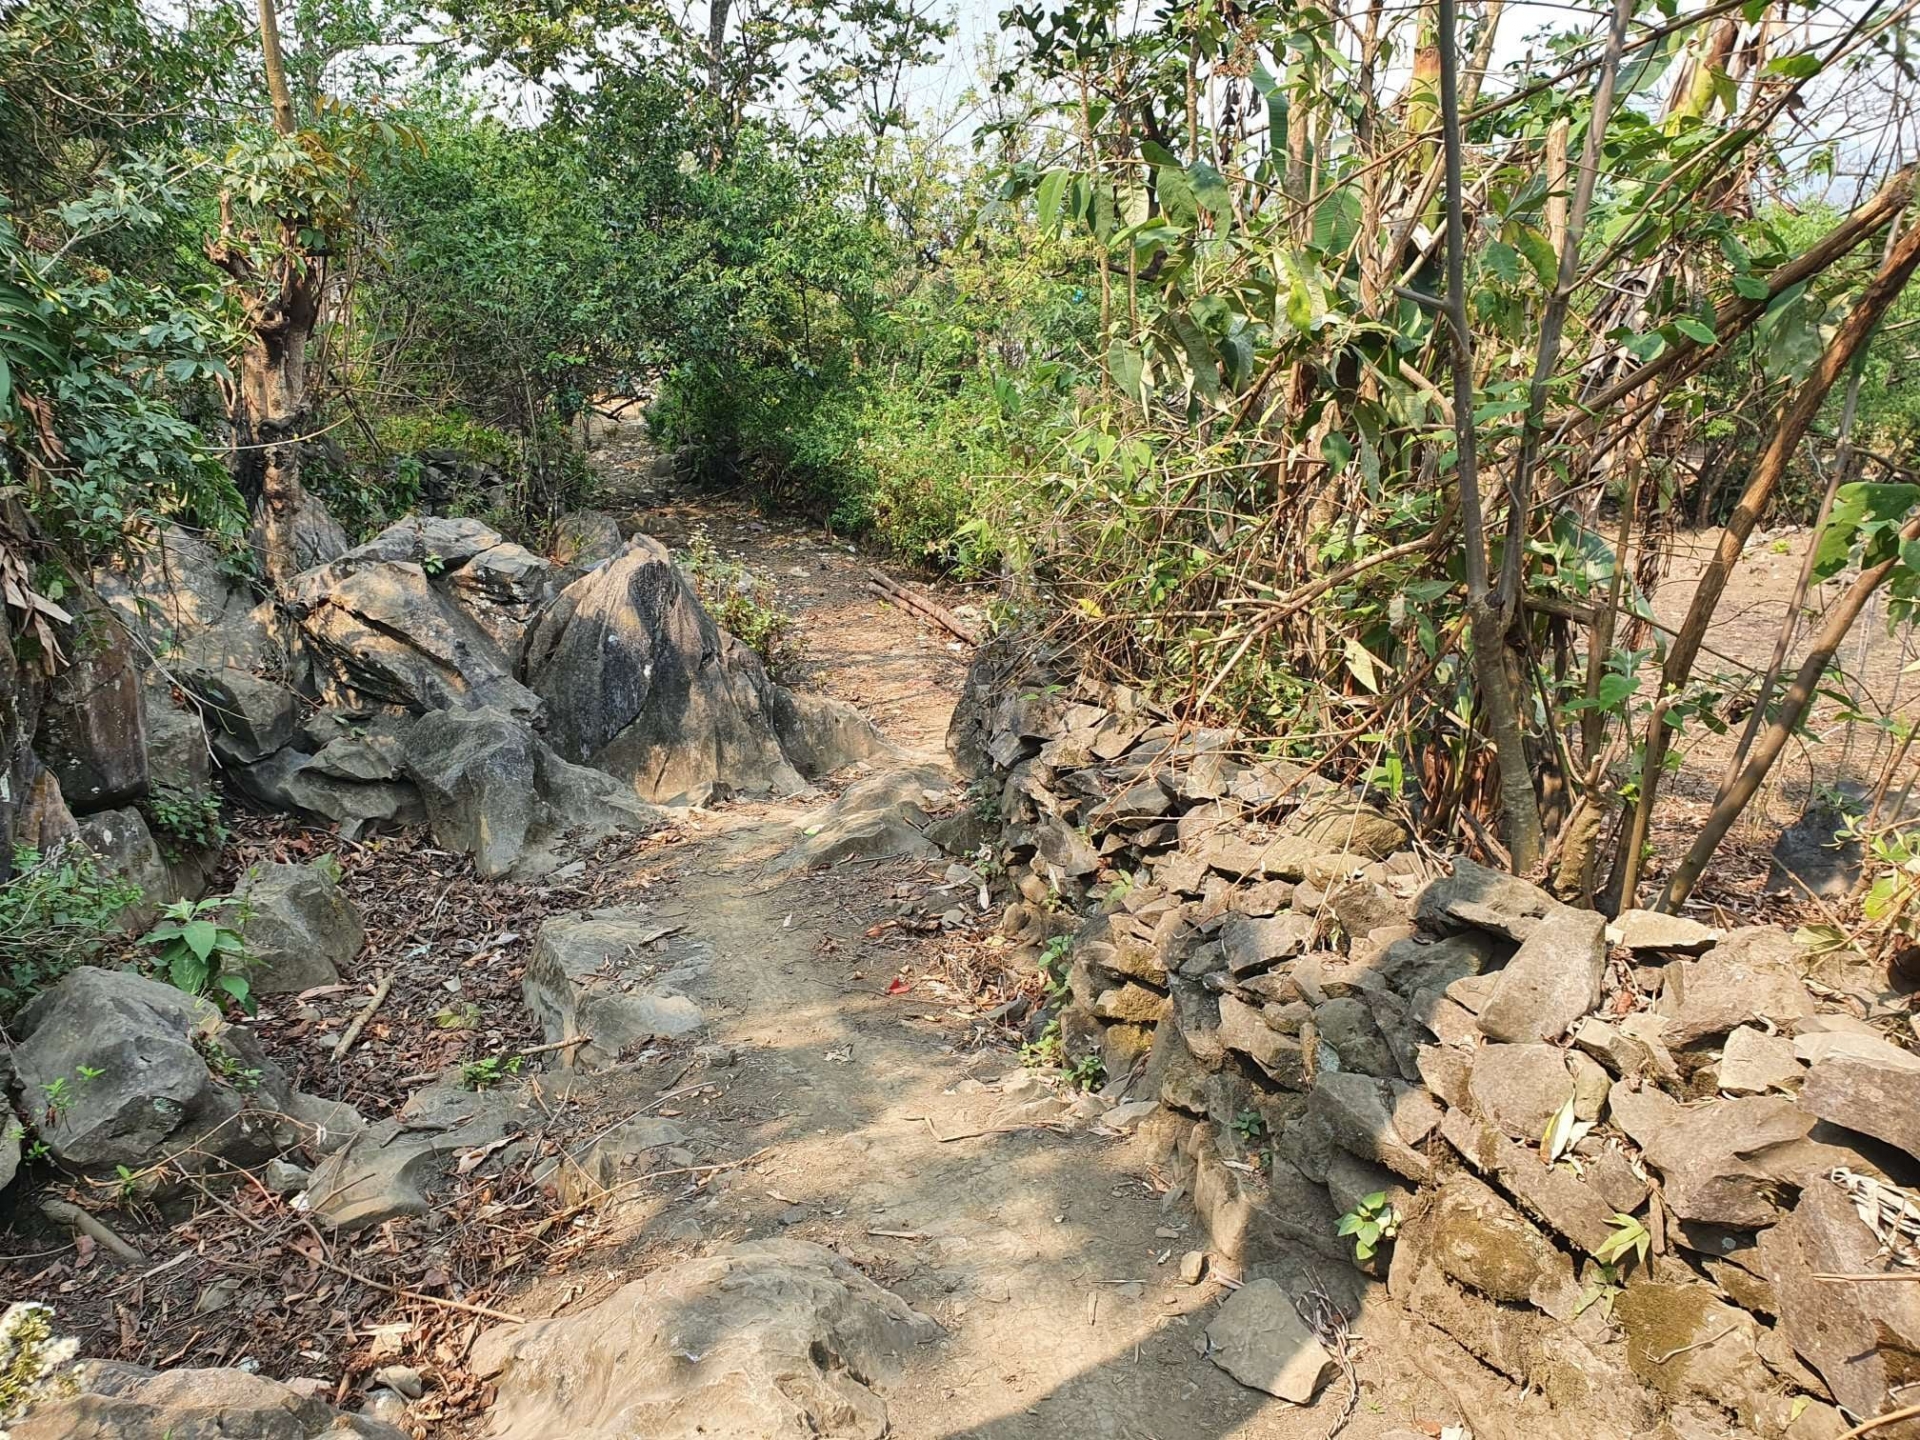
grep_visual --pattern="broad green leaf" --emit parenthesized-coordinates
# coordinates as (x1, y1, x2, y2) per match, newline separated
(1673, 315, 1718, 345)
(1106, 339, 1146, 404)
(182, 919, 219, 961)
(1766, 53, 1822, 80)
(1732, 274, 1771, 301)
(1189, 162, 1232, 228)
(1036, 170, 1067, 231)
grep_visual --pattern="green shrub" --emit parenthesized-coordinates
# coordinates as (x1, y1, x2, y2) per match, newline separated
(678, 525, 804, 681)
(141, 784, 225, 857)
(139, 895, 255, 1013)
(0, 844, 143, 1017)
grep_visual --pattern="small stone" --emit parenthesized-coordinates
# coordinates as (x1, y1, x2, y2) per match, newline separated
(1476, 907, 1606, 1043)
(1571, 1015, 1663, 1081)
(1606, 909, 1717, 955)
(1718, 1026, 1804, 1095)
(371, 1365, 424, 1399)
(1218, 912, 1316, 976)
(262, 1159, 310, 1195)
(1179, 1251, 1208, 1285)
(1412, 857, 1557, 941)
(1203, 1278, 1336, 1402)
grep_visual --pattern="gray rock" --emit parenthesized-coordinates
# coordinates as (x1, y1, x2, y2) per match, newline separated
(768, 687, 895, 780)
(1412, 857, 1558, 941)
(472, 1239, 940, 1440)
(180, 665, 298, 765)
(524, 907, 705, 1070)
(1218, 995, 1306, 1088)
(7, 1361, 408, 1439)
(1719, 1025, 1804, 1095)
(1655, 948, 1814, 1047)
(73, 806, 171, 929)
(10, 968, 293, 1178)
(1439, 1106, 1618, 1252)
(775, 767, 946, 870)
(306, 734, 404, 782)
(282, 555, 540, 717)
(1799, 1030, 1920, 1157)
(305, 1082, 519, 1231)
(1475, 906, 1606, 1043)
(1428, 1171, 1580, 1318)
(403, 707, 654, 878)
(94, 522, 269, 672)
(1608, 1082, 1833, 1227)
(1758, 1182, 1920, 1426)
(1468, 1043, 1575, 1141)
(139, 673, 213, 796)
(232, 859, 363, 994)
(1218, 911, 1316, 976)
(1367, 931, 1494, 998)
(1607, 909, 1717, 955)
(0, 1116, 18, 1194)
(1203, 1278, 1336, 1403)
(1570, 1015, 1666, 1081)
(41, 586, 148, 813)
(1308, 1071, 1430, 1181)
(278, 766, 423, 838)
(520, 536, 806, 801)
(445, 538, 554, 647)
(1313, 997, 1396, 1077)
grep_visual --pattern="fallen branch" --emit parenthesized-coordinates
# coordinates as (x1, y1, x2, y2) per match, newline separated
(332, 972, 393, 1062)
(866, 571, 977, 644)
(518, 1034, 591, 1060)
(1840, 1402, 1920, 1439)
(41, 1197, 146, 1264)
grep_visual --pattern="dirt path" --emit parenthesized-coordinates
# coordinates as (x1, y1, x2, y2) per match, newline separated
(476, 432, 1461, 1439)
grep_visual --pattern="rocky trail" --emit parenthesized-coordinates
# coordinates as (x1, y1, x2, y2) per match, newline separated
(5, 427, 1919, 1440)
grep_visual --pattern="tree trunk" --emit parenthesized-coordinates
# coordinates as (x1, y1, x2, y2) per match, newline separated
(1438, 0, 1544, 873)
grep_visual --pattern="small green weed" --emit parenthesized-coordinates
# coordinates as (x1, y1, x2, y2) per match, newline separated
(1336, 1191, 1401, 1262)
(1065, 1052, 1105, 1090)
(679, 526, 803, 680)
(461, 1053, 524, 1091)
(1019, 1018, 1063, 1068)
(142, 785, 225, 856)
(140, 896, 255, 1013)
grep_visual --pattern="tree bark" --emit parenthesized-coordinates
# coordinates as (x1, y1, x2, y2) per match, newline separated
(1438, 0, 1544, 873)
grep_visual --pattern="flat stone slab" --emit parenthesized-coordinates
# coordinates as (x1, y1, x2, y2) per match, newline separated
(1202, 1278, 1335, 1403)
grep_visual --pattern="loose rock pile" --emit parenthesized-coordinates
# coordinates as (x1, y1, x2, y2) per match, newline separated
(950, 636, 1920, 1440)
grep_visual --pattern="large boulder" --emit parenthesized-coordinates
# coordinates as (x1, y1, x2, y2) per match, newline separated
(281, 546, 541, 718)
(472, 1239, 939, 1440)
(178, 665, 298, 765)
(401, 707, 655, 878)
(94, 522, 270, 671)
(8, 968, 295, 1178)
(139, 673, 213, 797)
(39, 587, 148, 813)
(8, 1360, 406, 1439)
(518, 536, 804, 801)
(232, 859, 364, 995)
(0, 594, 54, 869)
